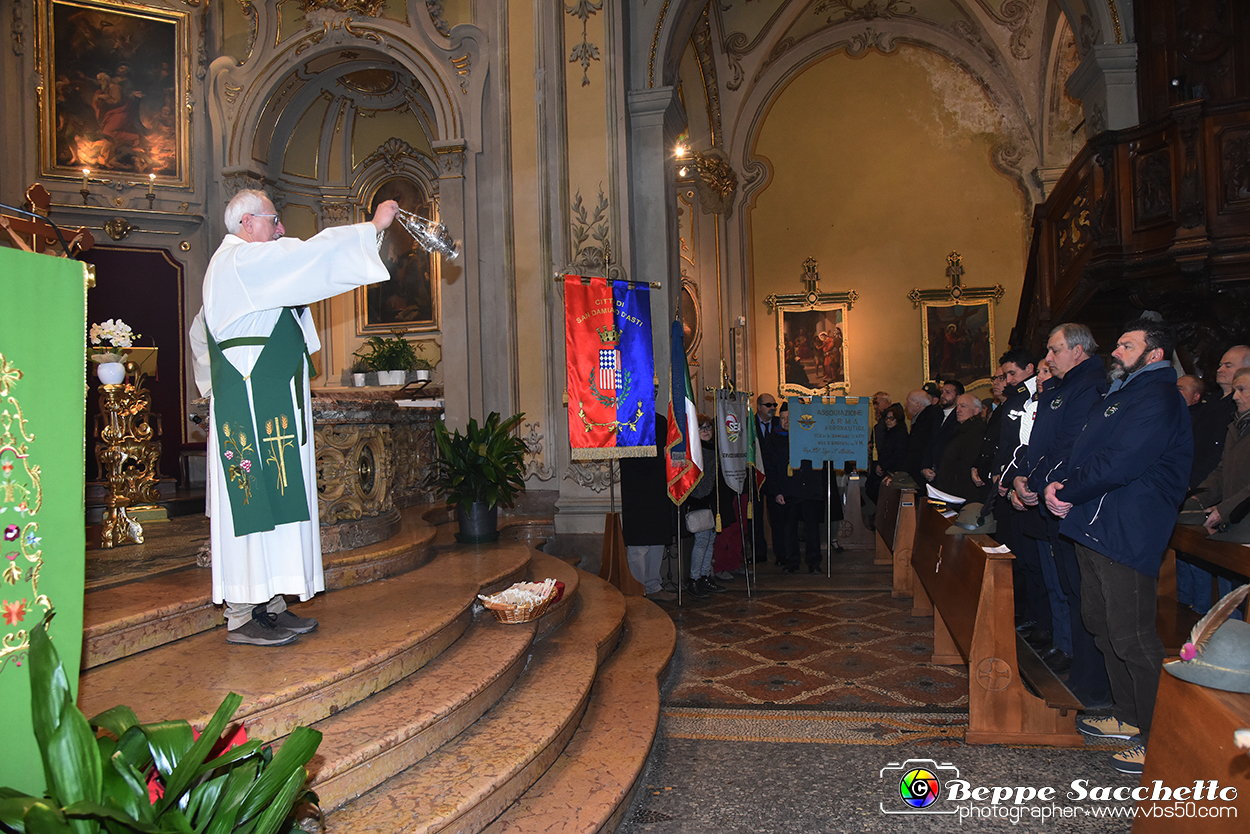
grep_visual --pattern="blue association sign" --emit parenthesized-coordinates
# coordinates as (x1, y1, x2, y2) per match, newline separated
(787, 396, 871, 469)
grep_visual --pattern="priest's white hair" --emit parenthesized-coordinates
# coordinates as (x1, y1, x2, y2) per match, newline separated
(224, 189, 270, 234)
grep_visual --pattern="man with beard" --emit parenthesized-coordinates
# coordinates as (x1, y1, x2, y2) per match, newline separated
(1044, 320, 1192, 775)
(921, 380, 963, 482)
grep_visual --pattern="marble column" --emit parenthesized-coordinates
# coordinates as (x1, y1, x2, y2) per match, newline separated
(1066, 43, 1139, 137)
(625, 87, 685, 381)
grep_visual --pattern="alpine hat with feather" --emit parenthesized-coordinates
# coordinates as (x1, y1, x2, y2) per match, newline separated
(1164, 583, 1250, 694)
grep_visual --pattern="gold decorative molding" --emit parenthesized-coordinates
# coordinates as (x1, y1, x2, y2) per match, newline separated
(300, 0, 385, 16)
(648, 0, 670, 88)
(688, 149, 737, 217)
(907, 252, 1004, 307)
(451, 52, 471, 93)
(316, 424, 392, 523)
(433, 143, 467, 177)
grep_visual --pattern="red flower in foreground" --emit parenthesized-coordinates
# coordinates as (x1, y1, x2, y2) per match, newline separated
(147, 724, 249, 803)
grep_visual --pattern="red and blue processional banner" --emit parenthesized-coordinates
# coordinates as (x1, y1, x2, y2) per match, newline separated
(564, 276, 656, 460)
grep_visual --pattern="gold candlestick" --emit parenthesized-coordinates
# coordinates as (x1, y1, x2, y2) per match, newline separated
(146, 173, 156, 209)
(95, 368, 163, 548)
(80, 168, 91, 205)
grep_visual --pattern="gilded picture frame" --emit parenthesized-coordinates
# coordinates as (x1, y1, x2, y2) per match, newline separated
(920, 299, 997, 390)
(39, 0, 192, 187)
(775, 301, 850, 397)
(357, 177, 441, 334)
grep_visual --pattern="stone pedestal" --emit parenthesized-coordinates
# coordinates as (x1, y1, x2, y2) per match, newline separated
(313, 391, 441, 553)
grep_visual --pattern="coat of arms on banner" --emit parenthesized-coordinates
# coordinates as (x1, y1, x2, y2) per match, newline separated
(594, 325, 624, 403)
(564, 276, 656, 459)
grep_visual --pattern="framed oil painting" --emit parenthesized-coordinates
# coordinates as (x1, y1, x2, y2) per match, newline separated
(358, 177, 440, 333)
(776, 301, 850, 397)
(39, 0, 191, 186)
(920, 300, 996, 389)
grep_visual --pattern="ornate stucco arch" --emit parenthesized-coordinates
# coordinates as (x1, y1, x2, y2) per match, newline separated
(207, 27, 480, 184)
(725, 23, 1043, 214)
(201, 9, 498, 428)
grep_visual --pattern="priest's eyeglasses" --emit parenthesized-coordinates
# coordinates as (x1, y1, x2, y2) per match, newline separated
(250, 213, 280, 223)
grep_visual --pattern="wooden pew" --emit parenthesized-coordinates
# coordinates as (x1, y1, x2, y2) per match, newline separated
(1159, 524, 1250, 654)
(873, 479, 917, 598)
(910, 504, 1084, 747)
(1135, 673, 1250, 832)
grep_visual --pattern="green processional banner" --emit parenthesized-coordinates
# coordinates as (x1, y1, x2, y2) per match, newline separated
(0, 246, 88, 796)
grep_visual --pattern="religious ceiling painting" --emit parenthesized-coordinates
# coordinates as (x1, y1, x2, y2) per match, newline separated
(920, 300, 996, 390)
(359, 177, 440, 334)
(39, 0, 191, 187)
(775, 302, 850, 398)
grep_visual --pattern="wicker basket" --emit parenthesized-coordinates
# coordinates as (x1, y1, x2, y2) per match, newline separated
(481, 590, 558, 624)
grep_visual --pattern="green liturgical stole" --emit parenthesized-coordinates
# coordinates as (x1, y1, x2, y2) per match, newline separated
(206, 309, 311, 537)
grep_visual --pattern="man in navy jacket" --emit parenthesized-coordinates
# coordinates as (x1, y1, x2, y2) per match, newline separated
(1013, 323, 1110, 706)
(1045, 320, 1193, 776)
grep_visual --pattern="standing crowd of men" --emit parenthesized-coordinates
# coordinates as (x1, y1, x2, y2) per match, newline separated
(873, 319, 1250, 776)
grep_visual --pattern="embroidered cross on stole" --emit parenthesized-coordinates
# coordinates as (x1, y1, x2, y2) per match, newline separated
(206, 308, 311, 536)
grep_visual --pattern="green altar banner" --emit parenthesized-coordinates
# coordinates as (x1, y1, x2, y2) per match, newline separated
(0, 247, 88, 796)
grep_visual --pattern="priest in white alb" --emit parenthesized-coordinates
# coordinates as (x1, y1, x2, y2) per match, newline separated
(189, 189, 398, 646)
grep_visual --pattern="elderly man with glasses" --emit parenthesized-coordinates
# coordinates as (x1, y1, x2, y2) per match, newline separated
(189, 189, 398, 646)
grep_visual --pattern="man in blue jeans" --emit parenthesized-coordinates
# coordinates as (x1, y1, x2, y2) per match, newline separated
(1045, 319, 1192, 775)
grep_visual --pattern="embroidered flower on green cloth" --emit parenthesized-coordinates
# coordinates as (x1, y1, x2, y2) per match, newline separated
(2, 597, 27, 625)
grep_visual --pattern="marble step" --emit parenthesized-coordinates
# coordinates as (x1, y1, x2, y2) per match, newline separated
(81, 506, 438, 668)
(77, 541, 534, 740)
(481, 596, 676, 834)
(303, 551, 581, 811)
(324, 571, 627, 834)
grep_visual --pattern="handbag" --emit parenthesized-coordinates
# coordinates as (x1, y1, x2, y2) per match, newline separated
(685, 508, 715, 533)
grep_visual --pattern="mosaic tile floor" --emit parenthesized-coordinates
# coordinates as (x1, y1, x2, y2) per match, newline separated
(664, 590, 970, 715)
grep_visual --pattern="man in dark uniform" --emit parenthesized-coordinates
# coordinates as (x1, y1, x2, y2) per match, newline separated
(985, 348, 1053, 648)
(1012, 323, 1110, 707)
(620, 410, 679, 601)
(752, 392, 783, 563)
(1045, 320, 1192, 775)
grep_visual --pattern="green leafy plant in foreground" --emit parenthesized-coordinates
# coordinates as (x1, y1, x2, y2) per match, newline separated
(432, 412, 528, 514)
(0, 613, 322, 834)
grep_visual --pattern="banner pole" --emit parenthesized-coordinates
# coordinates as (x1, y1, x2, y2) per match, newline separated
(609, 459, 616, 514)
(677, 504, 684, 606)
(825, 461, 832, 578)
(740, 493, 751, 598)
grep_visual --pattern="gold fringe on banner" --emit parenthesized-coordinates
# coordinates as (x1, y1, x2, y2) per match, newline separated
(570, 445, 657, 461)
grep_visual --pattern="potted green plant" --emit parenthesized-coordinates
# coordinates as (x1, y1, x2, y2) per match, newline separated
(433, 412, 527, 542)
(413, 357, 434, 382)
(0, 614, 322, 834)
(353, 335, 418, 386)
(349, 357, 370, 387)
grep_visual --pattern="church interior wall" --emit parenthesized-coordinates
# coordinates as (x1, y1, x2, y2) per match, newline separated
(1, 0, 1162, 533)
